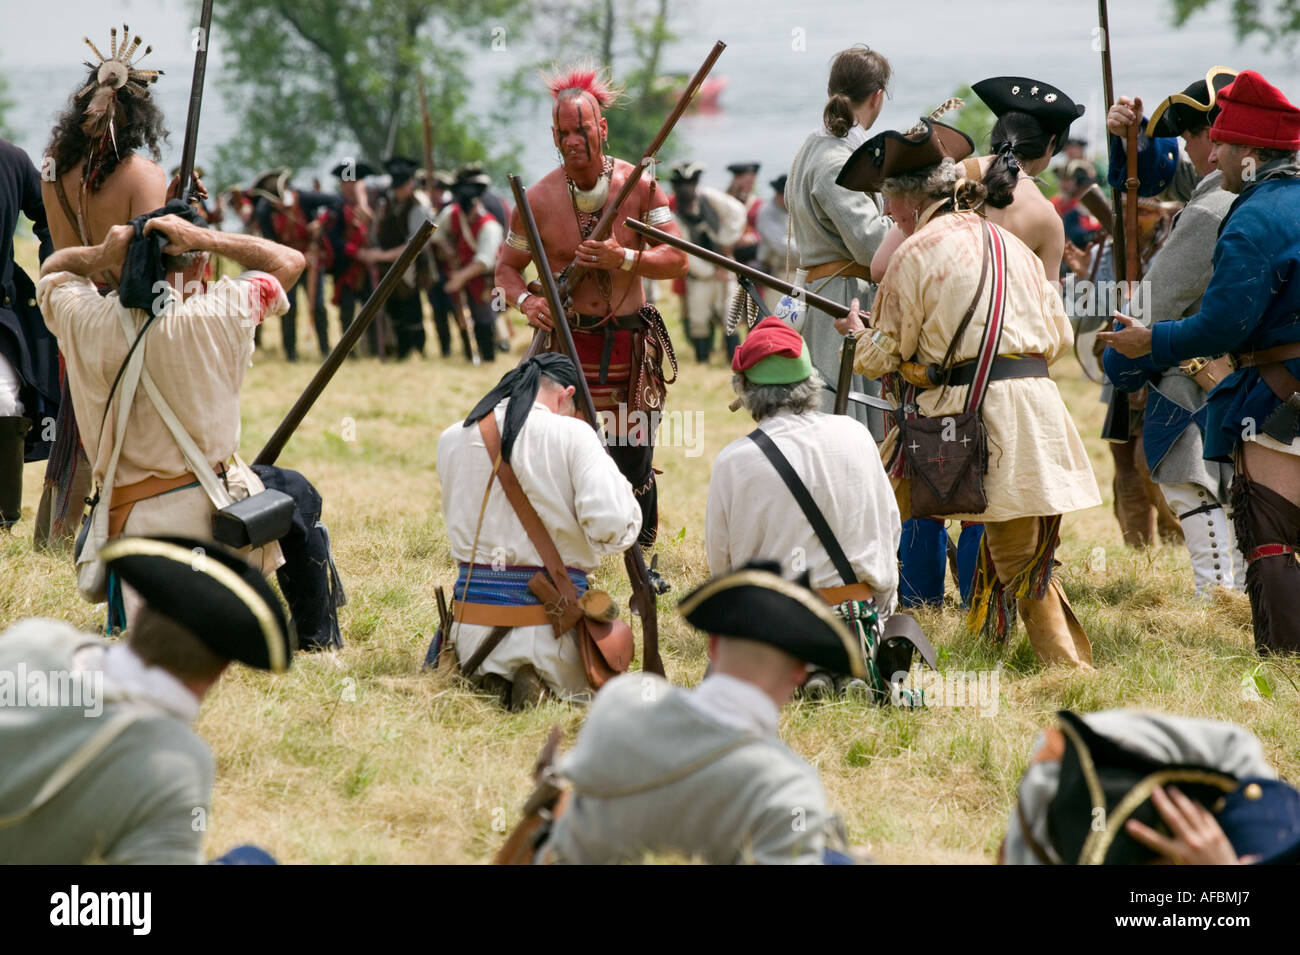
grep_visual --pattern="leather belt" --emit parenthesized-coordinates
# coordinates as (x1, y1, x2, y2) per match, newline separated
(1234, 342, 1300, 367)
(804, 260, 871, 283)
(452, 600, 553, 627)
(818, 582, 873, 604)
(108, 466, 222, 538)
(942, 353, 1048, 389)
(1257, 362, 1300, 404)
(572, 313, 646, 331)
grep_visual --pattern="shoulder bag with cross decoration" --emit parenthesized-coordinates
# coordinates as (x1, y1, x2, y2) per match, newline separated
(476, 414, 634, 690)
(894, 217, 1009, 518)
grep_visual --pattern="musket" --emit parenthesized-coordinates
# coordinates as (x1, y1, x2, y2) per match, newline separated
(523, 40, 726, 356)
(1097, 0, 1132, 443)
(1097, 0, 1127, 282)
(177, 0, 214, 206)
(630, 220, 900, 415)
(627, 219, 847, 316)
(418, 73, 435, 183)
(509, 175, 664, 677)
(255, 218, 436, 466)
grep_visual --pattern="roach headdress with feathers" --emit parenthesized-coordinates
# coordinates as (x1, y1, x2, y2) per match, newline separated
(77, 24, 162, 155)
(542, 61, 625, 111)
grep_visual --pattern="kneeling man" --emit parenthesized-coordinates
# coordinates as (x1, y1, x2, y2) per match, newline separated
(435, 354, 641, 708)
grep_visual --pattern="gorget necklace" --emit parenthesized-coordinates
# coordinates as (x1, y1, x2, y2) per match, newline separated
(567, 156, 616, 302)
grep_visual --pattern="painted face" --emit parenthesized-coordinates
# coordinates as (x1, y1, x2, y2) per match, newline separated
(552, 94, 606, 170)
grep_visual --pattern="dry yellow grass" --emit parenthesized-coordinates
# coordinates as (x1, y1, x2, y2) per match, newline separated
(3, 238, 1299, 864)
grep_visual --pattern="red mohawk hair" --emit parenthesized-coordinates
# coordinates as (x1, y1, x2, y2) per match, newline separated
(543, 60, 625, 110)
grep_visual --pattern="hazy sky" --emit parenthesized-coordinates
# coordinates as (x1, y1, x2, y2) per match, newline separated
(6, 0, 209, 68)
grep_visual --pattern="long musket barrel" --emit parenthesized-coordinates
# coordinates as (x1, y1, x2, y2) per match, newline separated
(177, 0, 215, 205)
(1097, 0, 1132, 443)
(1097, 0, 1127, 280)
(255, 219, 436, 466)
(509, 175, 664, 677)
(523, 40, 726, 358)
(626, 218, 850, 317)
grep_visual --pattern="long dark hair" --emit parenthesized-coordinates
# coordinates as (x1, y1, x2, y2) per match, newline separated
(823, 46, 891, 138)
(45, 66, 168, 193)
(982, 111, 1051, 209)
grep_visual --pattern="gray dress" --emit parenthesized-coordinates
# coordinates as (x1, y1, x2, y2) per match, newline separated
(786, 128, 892, 437)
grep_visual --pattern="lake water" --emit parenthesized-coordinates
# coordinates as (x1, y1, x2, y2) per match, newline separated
(5, 0, 1297, 197)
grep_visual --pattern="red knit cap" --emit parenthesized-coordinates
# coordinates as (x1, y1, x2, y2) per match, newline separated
(732, 317, 802, 370)
(1210, 70, 1300, 150)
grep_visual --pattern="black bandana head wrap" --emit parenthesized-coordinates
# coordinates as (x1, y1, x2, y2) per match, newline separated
(463, 353, 583, 461)
(118, 199, 209, 311)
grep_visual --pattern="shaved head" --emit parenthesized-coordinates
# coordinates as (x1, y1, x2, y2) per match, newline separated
(552, 93, 608, 183)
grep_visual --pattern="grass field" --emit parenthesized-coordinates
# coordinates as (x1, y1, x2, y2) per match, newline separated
(4, 238, 1299, 864)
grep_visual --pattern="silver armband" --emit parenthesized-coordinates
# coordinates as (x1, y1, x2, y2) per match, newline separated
(505, 230, 531, 252)
(645, 206, 674, 226)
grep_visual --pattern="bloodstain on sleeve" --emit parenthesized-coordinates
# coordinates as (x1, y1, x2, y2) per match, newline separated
(244, 272, 289, 325)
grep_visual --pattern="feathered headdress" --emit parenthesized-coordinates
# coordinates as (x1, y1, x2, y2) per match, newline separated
(542, 60, 624, 110)
(77, 24, 162, 152)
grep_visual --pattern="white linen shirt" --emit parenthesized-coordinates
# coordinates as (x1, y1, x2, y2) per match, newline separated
(436, 399, 641, 697)
(707, 410, 901, 612)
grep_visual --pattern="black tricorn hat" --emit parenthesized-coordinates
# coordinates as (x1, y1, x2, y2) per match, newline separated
(246, 167, 292, 204)
(331, 159, 378, 181)
(837, 118, 975, 194)
(677, 562, 865, 678)
(972, 76, 1085, 155)
(727, 161, 760, 176)
(769, 173, 788, 194)
(1146, 67, 1239, 138)
(1046, 711, 1238, 865)
(384, 156, 419, 187)
(102, 536, 295, 672)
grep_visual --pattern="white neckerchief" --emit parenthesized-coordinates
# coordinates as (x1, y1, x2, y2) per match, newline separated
(92, 643, 202, 723)
(685, 673, 780, 738)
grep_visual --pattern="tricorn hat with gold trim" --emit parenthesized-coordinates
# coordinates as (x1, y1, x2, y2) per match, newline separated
(102, 536, 295, 672)
(837, 118, 975, 194)
(678, 562, 865, 677)
(1147, 67, 1240, 138)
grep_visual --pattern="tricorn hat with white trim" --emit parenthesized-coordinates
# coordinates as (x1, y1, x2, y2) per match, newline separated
(678, 561, 865, 677)
(102, 536, 295, 672)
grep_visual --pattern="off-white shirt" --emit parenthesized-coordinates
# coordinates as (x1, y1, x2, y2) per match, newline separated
(707, 410, 901, 612)
(36, 271, 289, 486)
(856, 213, 1101, 522)
(436, 399, 641, 697)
